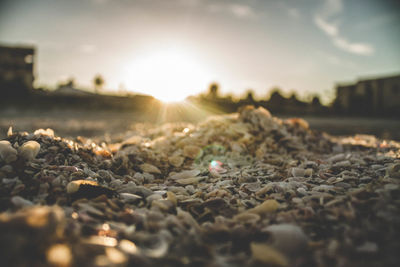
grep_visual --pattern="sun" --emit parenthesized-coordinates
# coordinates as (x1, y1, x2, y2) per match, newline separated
(123, 48, 212, 102)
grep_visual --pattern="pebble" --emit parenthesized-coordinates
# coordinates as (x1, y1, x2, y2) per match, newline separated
(18, 140, 41, 161)
(183, 145, 203, 159)
(11, 196, 34, 208)
(168, 155, 184, 167)
(139, 163, 161, 174)
(176, 177, 203, 185)
(387, 163, 400, 178)
(245, 199, 279, 215)
(264, 224, 308, 257)
(120, 193, 142, 203)
(250, 243, 288, 267)
(291, 167, 305, 177)
(0, 140, 18, 163)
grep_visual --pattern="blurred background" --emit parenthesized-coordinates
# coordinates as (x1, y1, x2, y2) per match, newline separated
(0, 0, 399, 139)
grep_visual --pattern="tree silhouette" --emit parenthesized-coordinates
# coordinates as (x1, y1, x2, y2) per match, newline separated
(245, 90, 255, 102)
(93, 74, 105, 94)
(311, 95, 321, 106)
(208, 83, 219, 99)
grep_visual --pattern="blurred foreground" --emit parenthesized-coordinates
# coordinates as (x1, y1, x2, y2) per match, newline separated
(0, 106, 399, 267)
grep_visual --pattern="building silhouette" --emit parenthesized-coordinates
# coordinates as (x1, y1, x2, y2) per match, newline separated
(0, 45, 35, 97)
(334, 74, 400, 116)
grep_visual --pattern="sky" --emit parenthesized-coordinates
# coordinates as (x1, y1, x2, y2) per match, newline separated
(1, 0, 399, 103)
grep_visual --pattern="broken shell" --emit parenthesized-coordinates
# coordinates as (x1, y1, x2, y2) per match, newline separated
(263, 224, 308, 257)
(387, 163, 400, 179)
(291, 168, 305, 177)
(0, 140, 18, 163)
(168, 155, 184, 167)
(250, 242, 288, 267)
(139, 163, 161, 174)
(183, 145, 203, 159)
(245, 199, 279, 215)
(176, 177, 202, 185)
(67, 180, 115, 199)
(169, 169, 201, 180)
(18, 141, 41, 161)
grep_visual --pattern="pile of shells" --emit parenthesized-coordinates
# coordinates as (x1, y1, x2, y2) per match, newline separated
(0, 106, 399, 267)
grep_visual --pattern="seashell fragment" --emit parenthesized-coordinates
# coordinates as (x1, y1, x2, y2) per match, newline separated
(67, 180, 115, 199)
(251, 242, 288, 267)
(11, 196, 34, 208)
(168, 155, 184, 167)
(18, 141, 40, 161)
(291, 168, 305, 177)
(176, 177, 202, 185)
(139, 163, 161, 174)
(169, 169, 200, 180)
(183, 145, 203, 159)
(245, 199, 279, 215)
(387, 163, 400, 179)
(0, 140, 18, 163)
(263, 224, 308, 257)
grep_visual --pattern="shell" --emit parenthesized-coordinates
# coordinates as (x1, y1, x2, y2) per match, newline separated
(0, 140, 18, 163)
(18, 141, 41, 161)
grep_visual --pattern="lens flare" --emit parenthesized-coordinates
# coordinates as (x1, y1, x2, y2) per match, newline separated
(209, 160, 225, 173)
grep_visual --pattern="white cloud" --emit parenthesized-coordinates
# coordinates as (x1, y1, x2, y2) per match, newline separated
(314, 16, 338, 37)
(229, 4, 255, 18)
(315, 0, 374, 56)
(333, 37, 374, 55)
(207, 3, 255, 19)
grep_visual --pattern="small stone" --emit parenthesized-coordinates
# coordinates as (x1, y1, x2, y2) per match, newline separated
(119, 184, 153, 198)
(166, 191, 177, 206)
(34, 128, 54, 137)
(297, 187, 307, 196)
(146, 193, 163, 204)
(291, 168, 305, 177)
(264, 224, 308, 257)
(176, 177, 202, 185)
(139, 163, 161, 174)
(356, 241, 378, 253)
(250, 242, 288, 267)
(7, 126, 13, 137)
(0, 140, 18, 163)
(18, 141, 40, 161)
(387, 163, 400, 178)
(120, 193, 142, 203)
(245, 199, 279, 215)
(67, 180, 115, 199)
(327, 153, 346, 163)
(11, 196, 34, 208)
(169, 155, 184, 167)
(46, 244, 72, 267)
(169, 169, 200, 180)
(183, 145, 203, 159)
(233, 212, 260, 223)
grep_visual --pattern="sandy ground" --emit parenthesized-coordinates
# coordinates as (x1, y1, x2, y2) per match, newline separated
(1, 109, 399, 141)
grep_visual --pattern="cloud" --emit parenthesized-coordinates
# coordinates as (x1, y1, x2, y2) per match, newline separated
(333, 38, 374, 55)
(229, 4, 255, 18)
(314, 16, 338, 37)
(207, 3, 255, 19)
(314, 0, 374, 56)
